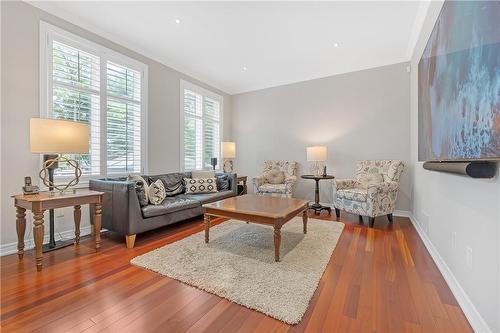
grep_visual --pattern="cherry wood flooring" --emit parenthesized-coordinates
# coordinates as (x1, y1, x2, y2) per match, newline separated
(1, 212, 472, 333)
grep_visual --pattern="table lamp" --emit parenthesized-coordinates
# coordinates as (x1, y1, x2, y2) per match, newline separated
(307, 146, 327, 176)
(30, 118, 89, 251)
(221, 142, 236, 173)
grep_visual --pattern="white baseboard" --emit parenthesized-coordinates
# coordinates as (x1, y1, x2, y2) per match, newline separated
(0, 225, 92, 257)
(408, 213, 491, 333)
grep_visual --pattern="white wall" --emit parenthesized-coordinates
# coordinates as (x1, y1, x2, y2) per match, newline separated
(409, 2, 500, 332)
(0, 1, 232, 248)
(232, 62, 411, 210)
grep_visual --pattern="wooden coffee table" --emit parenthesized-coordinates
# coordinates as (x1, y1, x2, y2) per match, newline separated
(202, 194, 309, 262)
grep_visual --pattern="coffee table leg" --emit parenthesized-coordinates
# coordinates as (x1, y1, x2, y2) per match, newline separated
(274, 225, 281, 262)
(302, 210, 308, 234)
(204, 214, 211, 243)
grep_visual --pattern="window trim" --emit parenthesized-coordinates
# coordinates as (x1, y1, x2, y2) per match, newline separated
(39, 21, 148, 183)
(179, 79, 223, 171)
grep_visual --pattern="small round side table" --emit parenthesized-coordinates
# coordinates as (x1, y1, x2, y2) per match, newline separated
(301, 174, 335, 215)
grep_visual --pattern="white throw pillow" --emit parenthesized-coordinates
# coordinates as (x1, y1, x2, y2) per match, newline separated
(148, 179, 166, 205)
(264, 169, 285, 184)
(357, 174, 384, 189)
(184, 178, 218, 194)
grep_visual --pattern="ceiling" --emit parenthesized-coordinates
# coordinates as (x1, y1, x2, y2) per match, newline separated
(30, 1, 427, 95)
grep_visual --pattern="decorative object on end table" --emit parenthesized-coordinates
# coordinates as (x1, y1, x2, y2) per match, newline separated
(29, 117, 89, 252)
(301, 174, 335, 215)
(221, 141, 236, 173)
(307, 146, 327, 176)
(22, 176, 39, 195)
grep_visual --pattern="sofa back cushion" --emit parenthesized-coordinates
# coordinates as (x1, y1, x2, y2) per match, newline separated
(264, 168, 286, 184)
(357, 174, 384, 189)
(355, 160, 405, 183)
(263, 160, 297, 178)
(149, 173, 185, 196)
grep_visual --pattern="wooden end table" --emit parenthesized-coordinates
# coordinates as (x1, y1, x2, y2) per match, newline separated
(237, 175, 247, 195)
(203, 195, 309, 262)
(301, 175, 335, 215)
(12, 189, 104, 272)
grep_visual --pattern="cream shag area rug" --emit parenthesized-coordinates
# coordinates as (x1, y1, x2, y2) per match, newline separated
(131, 217, 344, 324)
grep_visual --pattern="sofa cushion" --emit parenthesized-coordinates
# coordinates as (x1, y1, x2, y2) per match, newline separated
(336, 188, 368, 202)
(141, 196, 200, 218)
(215, 174, 230, 191)
(180, 190, 234, 204)
(258, 183, 287, 194)
(128, 175, 149, 205)
(150, 173, 184, 197)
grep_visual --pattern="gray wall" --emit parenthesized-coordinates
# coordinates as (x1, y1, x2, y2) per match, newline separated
(409, 2, 500, 332)
(0, 1, 232, 246)
(232, 62, 411, 210)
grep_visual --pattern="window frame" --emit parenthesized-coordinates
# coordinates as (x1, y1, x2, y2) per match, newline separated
(39, 21, 148, 183)
(179, 79, 223, 171)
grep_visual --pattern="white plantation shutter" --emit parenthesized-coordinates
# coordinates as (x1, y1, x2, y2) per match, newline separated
(106, 62, 142, 174)
(42, 22, 147, 180)
(51, 41, 101, 176)
(181, 82, 222, 170)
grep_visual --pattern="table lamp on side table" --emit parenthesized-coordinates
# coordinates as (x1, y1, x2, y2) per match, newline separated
(307, 146, 327, 176)
(30, 118, 89, 252)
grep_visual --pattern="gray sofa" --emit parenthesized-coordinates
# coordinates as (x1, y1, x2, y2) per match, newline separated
(89, 172, 237, 248)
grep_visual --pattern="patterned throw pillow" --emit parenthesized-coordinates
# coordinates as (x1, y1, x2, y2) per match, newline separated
(128, 175, 149, 206)
(148, 179, 166, 205)
(216, 174, 230, 191)
(357, 174, 384, 189)
(184, 178, 218, 194)
(264, 168, 285, 184)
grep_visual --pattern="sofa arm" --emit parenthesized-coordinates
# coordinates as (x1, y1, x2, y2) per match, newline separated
(89, 178, 141, 235)
(333, 179, 357, 190)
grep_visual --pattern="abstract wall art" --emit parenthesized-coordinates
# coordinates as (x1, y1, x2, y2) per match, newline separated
(418, 1, 500, 161)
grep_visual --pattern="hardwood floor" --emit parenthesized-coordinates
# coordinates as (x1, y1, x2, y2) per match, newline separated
(1, 212, 472, 332)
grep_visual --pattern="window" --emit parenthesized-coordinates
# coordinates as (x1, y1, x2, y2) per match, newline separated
(40, 22, 147, 179)
(180, 80, 222, 170)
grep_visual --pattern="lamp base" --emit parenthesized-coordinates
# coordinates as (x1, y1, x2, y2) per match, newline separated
(42, 239, 75, 253)
(223, 159, 234, 173)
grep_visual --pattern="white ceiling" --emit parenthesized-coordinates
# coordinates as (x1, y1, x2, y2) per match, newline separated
(30, 1, 426, 95)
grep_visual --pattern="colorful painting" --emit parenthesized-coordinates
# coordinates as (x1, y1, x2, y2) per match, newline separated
(418, 1, 500, 161)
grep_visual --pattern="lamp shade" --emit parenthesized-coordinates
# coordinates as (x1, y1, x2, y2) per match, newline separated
(307, 146, 327, 161)
(30, 118, 89, 154)
(221, 142, 236, 158)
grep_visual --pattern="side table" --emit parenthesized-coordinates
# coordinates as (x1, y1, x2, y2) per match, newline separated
(12, 189, 104, 272)
(301, 175, 335, 215)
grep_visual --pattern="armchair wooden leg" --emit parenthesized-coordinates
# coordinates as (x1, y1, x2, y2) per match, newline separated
(125, 234, 136, 249)
(369, 217, 375, 228)
(335, 208, 340, 218)
(387, 214, 393, 223)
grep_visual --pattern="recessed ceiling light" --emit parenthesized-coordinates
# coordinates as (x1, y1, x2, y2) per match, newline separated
(175, 19, 181, 24)
(333, 42, 339, 48)
(242, 66, 248, 71)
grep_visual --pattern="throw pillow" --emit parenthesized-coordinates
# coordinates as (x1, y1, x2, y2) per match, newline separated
(128, 175, 149, 205)
(150, 173, 184, 197)
(357, 174, 384, 189)
(184, 178, 218, 194)
(191, 170, 216, 179)
(215, 174, 230, 191)
(148, 179, 166, 205)
(264, 168, 285, 184)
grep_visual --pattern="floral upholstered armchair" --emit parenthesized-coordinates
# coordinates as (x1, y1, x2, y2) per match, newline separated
(333, 160, 404, 228)
(253, 160, 297, 198)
